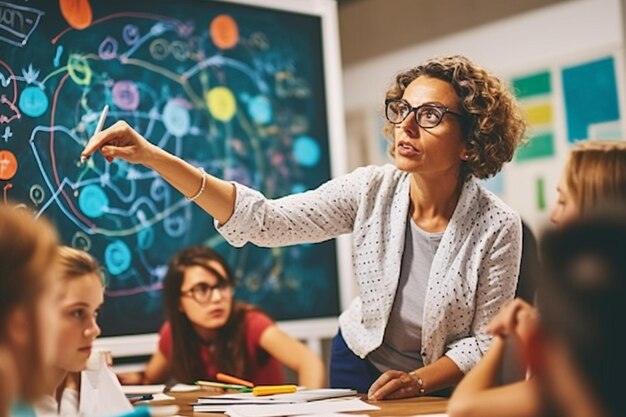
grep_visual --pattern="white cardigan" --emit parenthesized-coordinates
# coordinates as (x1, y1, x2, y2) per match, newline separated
(216, 164, 522, 374)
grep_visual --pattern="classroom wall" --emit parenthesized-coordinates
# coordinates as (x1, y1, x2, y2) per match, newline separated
(341, 0, 625, 236)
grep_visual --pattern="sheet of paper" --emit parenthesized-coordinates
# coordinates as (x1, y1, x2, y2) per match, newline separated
(292, 414, 369, 417)
(80, 365, 133, 417)
(146, 405, 180, 417)
(122, 384, 166, 395)
(224, 398, 379, 417)
(151, 393, 175, 401)
(168, 383, 201, 392)
(199, 388, 357, 404)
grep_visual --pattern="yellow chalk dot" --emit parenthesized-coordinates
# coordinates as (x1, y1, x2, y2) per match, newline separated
(206, 87, 236, 122)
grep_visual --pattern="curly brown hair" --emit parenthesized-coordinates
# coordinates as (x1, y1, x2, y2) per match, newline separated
(383, 55, 527, 179)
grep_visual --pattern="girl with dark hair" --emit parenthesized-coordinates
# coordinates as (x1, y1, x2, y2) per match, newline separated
(119, 246, 324, 387)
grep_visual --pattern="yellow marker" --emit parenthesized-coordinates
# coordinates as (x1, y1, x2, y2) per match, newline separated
(252, 384, 297, 396)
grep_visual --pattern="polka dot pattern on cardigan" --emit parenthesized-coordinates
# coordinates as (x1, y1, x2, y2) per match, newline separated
(216, 164, 522, 373)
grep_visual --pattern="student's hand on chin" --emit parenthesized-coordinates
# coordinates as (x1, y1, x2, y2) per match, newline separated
(367, 370, 422, 400)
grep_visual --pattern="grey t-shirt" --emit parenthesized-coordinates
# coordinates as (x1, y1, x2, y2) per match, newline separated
(368, 217, 443, 372)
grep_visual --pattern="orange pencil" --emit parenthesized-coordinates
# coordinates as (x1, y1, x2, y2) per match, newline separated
(216, 372, 254, 388)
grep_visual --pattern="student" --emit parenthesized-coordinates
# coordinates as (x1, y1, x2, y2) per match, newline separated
(550, 140, 626, 225)
(118, 246, 325, 388)
(83, 55, 527, 397)
(532, 211, 625, 417)
(34, 247, 105, 416)
(0, 206, 60, 417)
(448, 140, 626, 417)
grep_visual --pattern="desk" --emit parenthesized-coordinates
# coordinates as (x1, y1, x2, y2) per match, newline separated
(153, 391, 448, 416)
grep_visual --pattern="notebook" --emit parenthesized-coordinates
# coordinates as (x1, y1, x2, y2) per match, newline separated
(224, 398, 379, 417)
(193, 388, 358, 412)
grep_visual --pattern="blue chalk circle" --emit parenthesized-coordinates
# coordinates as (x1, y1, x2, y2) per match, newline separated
(105, 240, 132, 276)
(293, 135, 320, 167)
(19, 86, 48, 117)
(78, 184, 109, 218)
(248, 95, 272, 124)
(162, 100, 191, 137)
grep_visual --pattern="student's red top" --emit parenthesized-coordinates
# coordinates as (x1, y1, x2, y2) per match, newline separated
(158, 309, 284, 385)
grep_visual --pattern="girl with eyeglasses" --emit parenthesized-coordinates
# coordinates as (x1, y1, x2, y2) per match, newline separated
(117, 246, 325, 387)
(83, 55, 526, 398)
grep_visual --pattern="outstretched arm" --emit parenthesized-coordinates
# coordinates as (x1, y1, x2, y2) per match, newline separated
(258, 325, 326, 389)
(116, 349, 171, 385)
(81, 121, 236, 224)
(142, 349, 171, 384)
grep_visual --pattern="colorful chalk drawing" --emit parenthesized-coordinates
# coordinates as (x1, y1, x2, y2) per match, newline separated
(0, 1, 45, 47)
(59, 0, 93, 30)
(1, 1, 338, 337)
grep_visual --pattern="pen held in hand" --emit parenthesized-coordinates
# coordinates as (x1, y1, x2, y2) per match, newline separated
(80, 104, 109, 164)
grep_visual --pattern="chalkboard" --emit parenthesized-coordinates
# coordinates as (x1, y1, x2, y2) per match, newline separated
(0, 0, 344, 340)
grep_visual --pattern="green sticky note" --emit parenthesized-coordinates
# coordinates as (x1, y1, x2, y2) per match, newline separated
(516, 132, 555, 161)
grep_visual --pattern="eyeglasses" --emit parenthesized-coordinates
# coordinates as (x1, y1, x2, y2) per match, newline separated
(385, 98, 464, 129)
(180, 281, 233, 304)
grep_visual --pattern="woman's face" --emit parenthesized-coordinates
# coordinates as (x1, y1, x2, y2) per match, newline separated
(54, 273, 103, 372)
(178, 262, 233, 336)
(393, 76, 467, 178)
(550, 173, 579, 226)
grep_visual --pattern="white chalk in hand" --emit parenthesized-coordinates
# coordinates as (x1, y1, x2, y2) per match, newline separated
(81, 104, 109, 164)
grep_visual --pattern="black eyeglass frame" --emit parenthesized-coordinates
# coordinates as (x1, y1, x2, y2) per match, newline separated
(384, 98, 464, 129)
(180, 281, 234, 304)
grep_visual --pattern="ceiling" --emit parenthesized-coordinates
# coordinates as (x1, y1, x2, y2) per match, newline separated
(337, 0, 574, 67)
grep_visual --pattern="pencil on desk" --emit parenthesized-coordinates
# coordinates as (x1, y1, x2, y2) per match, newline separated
(194, 380, 251, 391)
(252, 384, 297, 396)
(216, 372, 254, 388)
